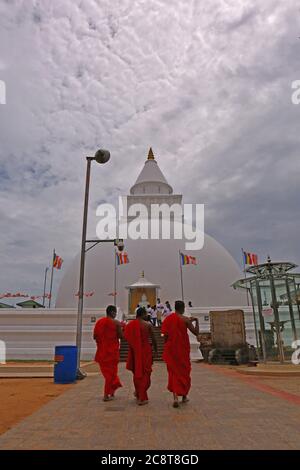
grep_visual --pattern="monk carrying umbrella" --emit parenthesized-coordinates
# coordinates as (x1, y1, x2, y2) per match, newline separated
(94, 305, 123, 402)
(162, 300, 199, 408)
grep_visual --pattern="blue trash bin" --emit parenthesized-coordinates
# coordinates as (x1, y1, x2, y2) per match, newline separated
(54, 345, 77, 384)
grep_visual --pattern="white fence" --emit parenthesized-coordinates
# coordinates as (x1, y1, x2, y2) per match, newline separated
(0, 307, 256, 360)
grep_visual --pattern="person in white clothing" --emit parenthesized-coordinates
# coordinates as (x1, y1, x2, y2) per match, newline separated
(162, 301, 172, 321)
(156, 299, 164, 326)
(146, 304, 153, 322)
(150, 305, 158, 327)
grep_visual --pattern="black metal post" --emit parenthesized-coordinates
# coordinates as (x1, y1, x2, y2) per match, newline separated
(114, 248, 117, 307)
(76, 157, 92, 379)
(255, 280, 267, 363)
(269, 274, 285, 363)
(241, 248, 250, 306)
(249, 283, 260, 360)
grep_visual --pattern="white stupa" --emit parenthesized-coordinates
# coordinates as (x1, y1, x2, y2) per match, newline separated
(56, 148, 244, 310)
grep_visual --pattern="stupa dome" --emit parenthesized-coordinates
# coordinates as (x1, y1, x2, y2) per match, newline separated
(55, 234, 244, 309)
(55, 148, 244, 309)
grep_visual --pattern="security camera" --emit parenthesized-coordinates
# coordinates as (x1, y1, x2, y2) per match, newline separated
(94, 149, 110, 164)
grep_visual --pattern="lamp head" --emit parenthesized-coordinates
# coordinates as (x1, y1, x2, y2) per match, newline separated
(114, 239, 124, 252)
(94, 149, 110, 164)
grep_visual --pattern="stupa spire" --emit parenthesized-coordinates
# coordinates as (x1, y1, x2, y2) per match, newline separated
(129, 148, 173, 195)
(147, 147, 155, 160)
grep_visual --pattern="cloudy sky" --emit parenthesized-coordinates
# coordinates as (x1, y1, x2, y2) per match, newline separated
(0, 0, 299, 302)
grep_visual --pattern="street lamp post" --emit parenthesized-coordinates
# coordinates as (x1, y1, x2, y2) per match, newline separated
(76, 149, 110, 379)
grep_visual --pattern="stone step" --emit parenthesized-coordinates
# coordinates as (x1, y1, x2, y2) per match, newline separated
(119, 325, 164, 362)
(0, 372, 53, 378)
(0, 365, 54, 373)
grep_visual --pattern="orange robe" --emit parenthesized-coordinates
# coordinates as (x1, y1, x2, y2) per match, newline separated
(161, 313, 191, 396)
(124, 320, 153, 401)
(94, 317, 122, 396)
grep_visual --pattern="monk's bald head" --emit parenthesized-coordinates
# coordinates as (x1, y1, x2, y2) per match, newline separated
(136, 307, 147, 319)
(175, 300, 185, 315)
(106, 305, 117, 318)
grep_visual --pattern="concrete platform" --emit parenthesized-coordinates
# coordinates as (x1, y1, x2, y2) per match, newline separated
(236, 363, 300, 377)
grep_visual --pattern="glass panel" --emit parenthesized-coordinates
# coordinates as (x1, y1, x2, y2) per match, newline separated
(271, 278, 297, 362)
(251, 279, 290, 362)
(290, 277, 300, 347)
(260, 281, 277, 361)
(249, 282, 261, 358)
(234, 269, 300, 363)
(250, 280, 274, 361)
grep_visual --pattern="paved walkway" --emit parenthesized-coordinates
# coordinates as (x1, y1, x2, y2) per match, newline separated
(0, 363, 299, 450)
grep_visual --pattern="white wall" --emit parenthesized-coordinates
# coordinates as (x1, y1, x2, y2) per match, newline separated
(0, 306, 256, 360)
(0, 308, 106, 360)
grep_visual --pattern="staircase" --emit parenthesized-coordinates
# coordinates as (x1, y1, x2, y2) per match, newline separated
(120, 326, 164, 362)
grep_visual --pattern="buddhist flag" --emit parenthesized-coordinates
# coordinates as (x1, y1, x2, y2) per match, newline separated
(243, 251, 258, 265)
(262, 307, 273, 316)
(180, 253, 197, 265)
(75, 291, 94, 297)
(116, 252, 129, 265)
(53, 253, 63, 269)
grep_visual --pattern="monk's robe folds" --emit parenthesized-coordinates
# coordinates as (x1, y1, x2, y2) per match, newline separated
(94, 317, 122, 396)
(162, 313, 191, 396)
(124, 320, 153, 402)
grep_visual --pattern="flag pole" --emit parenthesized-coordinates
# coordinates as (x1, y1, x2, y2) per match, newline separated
(179, 250, 184, 301)
(241, 248, 250, 306)
(114, 248, 117, 307)
(48, 249, 55, 308)
(42, 267, 49, 307)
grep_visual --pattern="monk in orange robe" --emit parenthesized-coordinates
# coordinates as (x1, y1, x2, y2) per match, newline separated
(162, 300, 199, 408)
(124, 307, 157, 405)
(93, 305, 123, 401)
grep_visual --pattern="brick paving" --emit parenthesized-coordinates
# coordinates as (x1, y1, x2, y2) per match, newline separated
(0, 363, 299, 450)
(258, 377, 300, 397)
